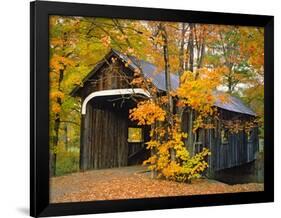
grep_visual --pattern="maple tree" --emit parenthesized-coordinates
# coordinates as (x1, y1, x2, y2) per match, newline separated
(128, 23, 223, 181)
(129, 68, 225, 181)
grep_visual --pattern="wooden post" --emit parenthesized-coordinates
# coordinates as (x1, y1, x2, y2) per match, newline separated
(79, 114, 86, 171)
(64, 123, 68, 151)
(187, 108, 194, 156)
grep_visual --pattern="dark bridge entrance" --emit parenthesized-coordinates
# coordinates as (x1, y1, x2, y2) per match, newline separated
(79, 92, 150, 171)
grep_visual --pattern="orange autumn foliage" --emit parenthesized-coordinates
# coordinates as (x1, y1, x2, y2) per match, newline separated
(176, 69, 227, 132)
(129, 100, 166, 125)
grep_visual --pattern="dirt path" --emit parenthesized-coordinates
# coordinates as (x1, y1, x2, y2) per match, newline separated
(50, 165, 263, 203)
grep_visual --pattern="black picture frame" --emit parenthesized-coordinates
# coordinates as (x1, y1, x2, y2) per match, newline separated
(30, 1, 274, 217)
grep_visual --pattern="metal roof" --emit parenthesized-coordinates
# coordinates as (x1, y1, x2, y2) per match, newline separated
(113, 49, 180, 91)
(214, 94, 256, 116)
(112, 49, 256, 116)
(74, 49, 256, 116)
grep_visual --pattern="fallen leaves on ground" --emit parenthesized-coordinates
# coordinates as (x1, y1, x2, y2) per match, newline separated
(50, 166, 263, 203)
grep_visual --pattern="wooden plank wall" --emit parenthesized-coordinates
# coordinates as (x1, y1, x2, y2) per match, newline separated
(81, 61, 131, 100)
(210, 127, 259, 171)
(80, 104, 128, 170)
(79, 61, 149, 170)
(183, 110, 259, 173)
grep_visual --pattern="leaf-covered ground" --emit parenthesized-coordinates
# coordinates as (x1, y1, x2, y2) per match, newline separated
(50, 166, 263, 203)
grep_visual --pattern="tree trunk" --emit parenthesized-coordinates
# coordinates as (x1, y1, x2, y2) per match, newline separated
(161, 24, 176, 161)
(186, 24, 195, 155)
(177, 23, 187, 143)
(188, 24, 194, 72)
(227, 69, 234, 94)
(179, 23, 186, 77)
(51, 117, 60, 176)
(64, 123, 68, 151)
(50, 68, 64, 177)
(198, 41, 205, 68)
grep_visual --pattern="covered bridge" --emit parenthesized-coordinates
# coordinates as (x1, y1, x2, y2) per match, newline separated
(71, 49, 259, 176)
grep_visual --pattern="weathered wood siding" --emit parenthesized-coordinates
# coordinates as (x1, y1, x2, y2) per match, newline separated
(210, 127, 259, 171)
(80, 60, 132, 100)
(182, 109, 259, 173)
(80, 104, 128, 170)
(79, 60, 149, 170)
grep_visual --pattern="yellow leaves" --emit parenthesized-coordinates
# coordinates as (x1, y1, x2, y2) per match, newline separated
(180, 70, 193, 83)
(50, 38, 64, 47)
(127, 47, 134, 54)
(177, 69, 219, 113)
(175, 147, 210, 182)
(124, 59, 132, 68)
(175, 147, 189, 161)
(217, 93, 229, 104)
(149, 126, 166, 138)
(138, 112, 210, 183)
(143, 155, 157, 165)
(158, 147, 210, 183)
(153, 35, 165, 47)
(176, 69, 229, 132)
(50, 55, 75, 74)
(159, 96, 169, 105)
(111, 57, 117, 63)
(192, 116, 204, 133)
(50, 91, 64, 114)
(181, 132, 188, 139)
(116, 34, 128, 42)
(130, 76, 143, 86)
(145, 140, 160, 149)
(129, 100, 166, 125)
(50, 56, 64, 72)
(50, 91, 65, 101)
(162, 161, 181, 178)
(157, 155, 170, 171)
(51, 103, 61, 114)
(222, 119, 259, 134)
(130, 69, 154, 93)
(67, 73, 83, 87)
(100, 35, 111, 47)
(128, 65, 214, 184)
(238, 27, 264, 70)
